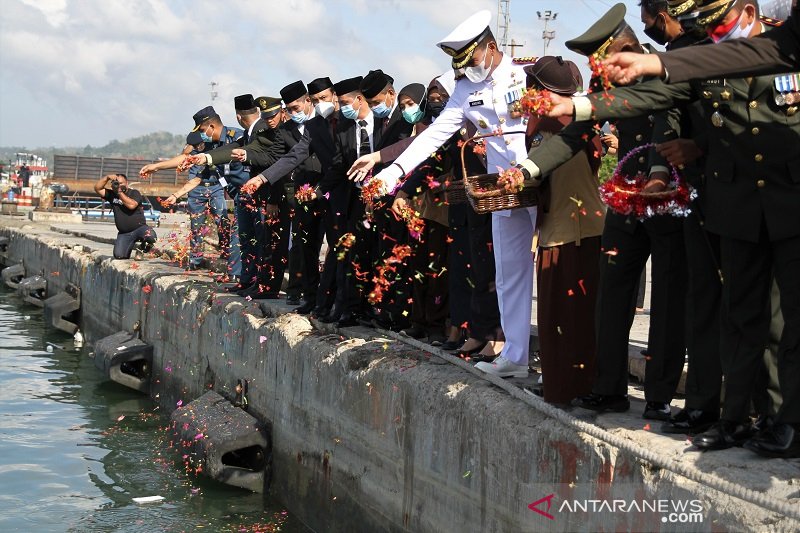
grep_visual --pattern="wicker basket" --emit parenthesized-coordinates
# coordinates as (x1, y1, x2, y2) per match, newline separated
(444, 180, 467, 205)
(460, 131, 539, 214)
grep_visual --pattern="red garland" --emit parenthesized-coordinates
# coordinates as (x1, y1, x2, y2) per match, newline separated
(598, 143, 696, 220)
(496, 166, 525, 193)
(368, 244, 413, 304)
(589, 54, 613, 93)
(396, 204, 425, 241)
(294, 183, 316, 203)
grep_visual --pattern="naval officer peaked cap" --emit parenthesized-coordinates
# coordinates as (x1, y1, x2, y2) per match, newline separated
(437, 10, 493, 69)
(565, 3, 629, 57)
(191, 105, 219, 131)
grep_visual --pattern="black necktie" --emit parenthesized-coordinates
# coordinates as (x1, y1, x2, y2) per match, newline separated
(358, 120, 371, 156)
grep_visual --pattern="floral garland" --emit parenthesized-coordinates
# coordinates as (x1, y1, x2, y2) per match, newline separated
(395, 204, 425, 241)
(496, 166, 525, 193)
(368, 244, 413, 304)
(598, 143, 696, 220)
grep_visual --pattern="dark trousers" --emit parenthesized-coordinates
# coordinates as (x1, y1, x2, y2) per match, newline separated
(410, 220, 449, 334)
(236, 192, 264, 285)
(719, 230, 800, 425)
(294, 198, 326, 305)
(592, 215, 687, 403)
(286, 218, 304, 299)
(466, 208, 503, 341)
(537, 237, 601, 405)
(683, 209, 723, 412)
(316, 202, 339, 312)
(113, 225, 157, 259)
(342, 194, 374, 315)
(256, 199, 291, 294)
(372, 196, 412, 326)
(448, 203, 472, 329)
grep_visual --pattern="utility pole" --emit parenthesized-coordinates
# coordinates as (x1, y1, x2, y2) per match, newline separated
(209, 81, 218, 101)
(537, 10, 558, 56)
(497, 0, 511, 52)
(508, 38, 525, 58)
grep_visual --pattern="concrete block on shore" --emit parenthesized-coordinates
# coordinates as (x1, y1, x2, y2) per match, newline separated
(1, 262, 25, 289)
(169, 390, 270, 493)
(16, 275, 47, 307)
(94, 330, 153, 393)
(42, 282, 80, 335)
(28, 211, 83, 224)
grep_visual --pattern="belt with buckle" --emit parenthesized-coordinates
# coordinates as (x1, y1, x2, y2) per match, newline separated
(200, 181, 218, 187)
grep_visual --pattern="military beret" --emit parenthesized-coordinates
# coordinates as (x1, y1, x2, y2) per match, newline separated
(307, 77, 333, 95)
(280, 81, 307, 105)
(360, 69, 394, 99)
(234, 94, 256, 111)
(256, 96, 282, 118)
(565, 3, 629, 57)
(186, 131, 203, 146)
(437, 10, 493, 69)
(333, 76, 363, 96)
(191, 105, 219, 131)
(694, 0, 736, 28)
(523, 56, 581, 96)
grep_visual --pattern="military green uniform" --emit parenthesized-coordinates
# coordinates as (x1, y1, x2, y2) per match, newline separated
(575, 70, 800, 435)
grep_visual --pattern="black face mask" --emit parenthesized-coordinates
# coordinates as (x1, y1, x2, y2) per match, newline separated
(427, 100, 446, 118)
(643, 15, 669, 45)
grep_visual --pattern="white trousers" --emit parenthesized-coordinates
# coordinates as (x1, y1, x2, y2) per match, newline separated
(492, 207, 537, 366)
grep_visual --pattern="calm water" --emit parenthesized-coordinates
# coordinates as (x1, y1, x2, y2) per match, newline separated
(0, 286, 308, 532)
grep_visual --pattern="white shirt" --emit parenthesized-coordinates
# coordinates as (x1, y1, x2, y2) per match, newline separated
(376, 54, 530, 214)
(297, 108, 316, 136)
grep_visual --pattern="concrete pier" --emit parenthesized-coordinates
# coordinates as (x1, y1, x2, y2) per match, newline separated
(1, 215, 798, 532)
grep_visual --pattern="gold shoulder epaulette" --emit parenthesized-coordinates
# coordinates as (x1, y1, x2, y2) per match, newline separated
(512, 56, 537, 64)
(760, 15, 783, 27)
(228, 129, 236, 137)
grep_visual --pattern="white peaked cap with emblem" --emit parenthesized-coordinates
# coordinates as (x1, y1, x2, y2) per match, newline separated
(437, 10, 493, 69)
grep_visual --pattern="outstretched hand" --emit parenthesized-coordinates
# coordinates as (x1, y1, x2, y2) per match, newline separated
(545, 93, 576, 118)
(604, 52, 664, 85)
(177, 154, 205, 172)
(347, 153, 379, 182)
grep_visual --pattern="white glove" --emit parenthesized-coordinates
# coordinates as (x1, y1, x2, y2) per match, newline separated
(373, 164, 403, 196)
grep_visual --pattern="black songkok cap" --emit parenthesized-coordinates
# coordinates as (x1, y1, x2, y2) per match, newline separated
(333, 76, 364, 96)
(359, 69, 395, 99)
(234, 94, 256, 111)
(307, 77, 333, 95)
(279, 81, 307, 105)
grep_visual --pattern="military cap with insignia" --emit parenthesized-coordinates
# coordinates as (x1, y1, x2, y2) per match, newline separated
(256, 96, 282, 118)
(565, 3, 630, 57)
(191, 105, 219, 131)
(360, 69, 395, 99)
(307, 77, 333, 95)
(333, 76, 363, 96)
(668, 0, 696, 17)
(234, 94, 256, 111)
(437, 10, 493, 69)
(523, 56, 582, 96)
(694, 0, 736, 28)
(280, 81, 308, 105)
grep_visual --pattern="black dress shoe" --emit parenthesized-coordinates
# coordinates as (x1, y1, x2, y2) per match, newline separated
(693, 420, 753, 450)
(744, 422, 800, 458)
(440, 339, 464, 351)
(225, 281, 252, 293)
(337, 313, 360, 328)
(319, 311, 341, 324)
(286, 295, 302, 306)
(574, 393, 630, 413)
(661, 408, 718, 435)
(294, 301, 316, 315)
(643, 401, 672, 421)
(310, 307, 330, 319)
(400, 325, 426, 339)
(456, 340, 488, 358)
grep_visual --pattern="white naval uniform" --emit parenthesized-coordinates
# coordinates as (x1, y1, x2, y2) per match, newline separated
(379, 54, 536, 366)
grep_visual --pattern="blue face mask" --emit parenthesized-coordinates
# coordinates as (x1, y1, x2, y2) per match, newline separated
(340, 98, 361, 120)
(401, 103, 424, 124)
(290, 110, 309, 124)
(371, 94, 392, 118)
(200, 126, 213, 143)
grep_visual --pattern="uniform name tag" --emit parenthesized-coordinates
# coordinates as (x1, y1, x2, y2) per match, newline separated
(219, 176, 228, 187)
(469, 100, 484, 107)
(704, 78, 724, 85)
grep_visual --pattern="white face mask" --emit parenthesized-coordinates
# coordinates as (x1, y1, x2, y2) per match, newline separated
(314, 101, 335, 119)
(465, 44, 495, 83)
(714, 11, 756, 42)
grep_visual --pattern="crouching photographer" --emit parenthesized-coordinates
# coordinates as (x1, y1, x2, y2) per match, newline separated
(93, 173, 157, 259)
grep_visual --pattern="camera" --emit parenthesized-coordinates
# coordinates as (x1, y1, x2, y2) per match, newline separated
(111, 179, 120, 192)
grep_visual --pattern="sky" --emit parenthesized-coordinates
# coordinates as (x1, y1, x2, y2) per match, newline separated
(0, 0, 657, 149)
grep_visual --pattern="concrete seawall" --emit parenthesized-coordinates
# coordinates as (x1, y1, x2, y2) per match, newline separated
(2, 218, 798, 533)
